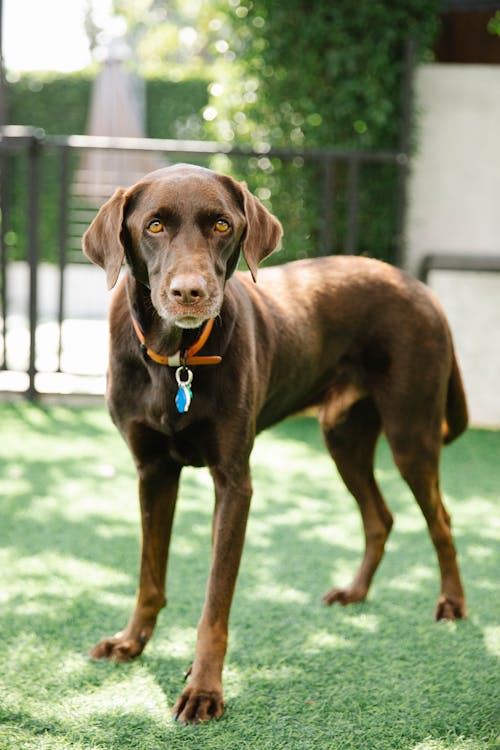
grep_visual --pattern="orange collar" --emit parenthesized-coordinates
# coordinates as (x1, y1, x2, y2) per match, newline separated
(131, 315, 222, 366)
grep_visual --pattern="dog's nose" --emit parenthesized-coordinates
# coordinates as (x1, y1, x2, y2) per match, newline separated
(169, 274, 208, 305)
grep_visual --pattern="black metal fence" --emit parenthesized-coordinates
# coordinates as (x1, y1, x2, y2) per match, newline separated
(0, 127, 409, 399)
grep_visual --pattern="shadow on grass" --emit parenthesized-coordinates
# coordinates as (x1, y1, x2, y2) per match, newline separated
(0, 404, 498, 749)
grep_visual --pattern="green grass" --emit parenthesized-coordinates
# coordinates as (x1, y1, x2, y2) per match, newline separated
(0, 401, 498, 750)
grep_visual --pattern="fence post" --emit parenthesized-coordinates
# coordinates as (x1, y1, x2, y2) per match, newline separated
(393, 37, 416, 268)
(57, 146, 69, 372)
(344, 156, 360, 255)
(26, 133, 42, 399)
(0, 147, 7, 370)
(320, 156, 335, 255)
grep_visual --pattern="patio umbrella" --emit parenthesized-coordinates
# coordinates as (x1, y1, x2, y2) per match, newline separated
(75, 45, 160, 203)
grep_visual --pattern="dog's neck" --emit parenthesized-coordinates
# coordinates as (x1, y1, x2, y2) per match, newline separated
(125, 275, 205, 357)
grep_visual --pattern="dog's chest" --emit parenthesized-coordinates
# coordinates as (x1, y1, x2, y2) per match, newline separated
(128, 374, 219, 467)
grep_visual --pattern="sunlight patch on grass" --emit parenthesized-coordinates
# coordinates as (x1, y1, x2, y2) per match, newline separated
(67, 671, 168, 721)
(303, 629, 352, 654)
(389, 564, 435, 593)
(95, 463, 117, 479)
(253, 432, 323, 466)
(482, 626, 500, 658)
(95, 590, 135, 611)
(261, 506, 321, 529)
(153, 626, 198, 660)
(93, 521, 137, 540)
(245, 663, 301, 684)
(464, 544, 494, 561)
(15, 492, 134, 528)
(51, 652, 91, 683)
(243, 519, 274, 548)
(240, 548, 312, 604)
(323, 557, 361, 589)
(473, 579, 499, 593)
(300, 519, 363, 550)
(2, 477, 32, 497)
(391, 512, 426, 534)
(2, 552, 133, 617)
(170, 534, 204, 557)
(245, 582, 310, 605)
(220, 664, 244, 700)
(3, 631, 46, 662)
(412, 738, 490, 750)
(247, 491, 365, 552)
(181, 466, 213, 490)
(450, 495, 499, 532)
(15, 552, 131, 588)
(374, 465, 399, 481)
(347, 613, 380, 632)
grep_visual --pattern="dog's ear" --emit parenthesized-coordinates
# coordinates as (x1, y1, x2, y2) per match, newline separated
(82, 188, 127, 290)
(239, 182, 283, 282)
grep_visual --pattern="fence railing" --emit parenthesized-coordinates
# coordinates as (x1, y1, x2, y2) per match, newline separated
(0, 127, 409, 399)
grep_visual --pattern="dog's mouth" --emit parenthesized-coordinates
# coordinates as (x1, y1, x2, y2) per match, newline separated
(174, 314, 209, 330)
(158, 299, 222, 329)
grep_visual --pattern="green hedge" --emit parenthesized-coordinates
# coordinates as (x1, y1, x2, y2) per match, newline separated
(3, 74, 209, 262)
(3, 0, 440, 266)
(201, 0, 440, 265)
(8, 73, 93, 135)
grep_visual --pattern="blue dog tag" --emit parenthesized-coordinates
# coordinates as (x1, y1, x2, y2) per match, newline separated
(175, 367, 193, 413)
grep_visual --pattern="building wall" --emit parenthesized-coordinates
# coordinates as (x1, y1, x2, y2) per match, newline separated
(406, 64, 500, 427)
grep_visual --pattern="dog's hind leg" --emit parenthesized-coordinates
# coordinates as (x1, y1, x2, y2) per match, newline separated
(385, 419, 466, 620)
(319, 396, 393, 606)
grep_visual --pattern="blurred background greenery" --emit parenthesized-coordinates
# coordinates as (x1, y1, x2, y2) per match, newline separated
(4, 0, 440, 265)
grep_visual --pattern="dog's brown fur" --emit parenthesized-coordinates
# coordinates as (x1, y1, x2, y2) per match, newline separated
(83, 164, 467, 724)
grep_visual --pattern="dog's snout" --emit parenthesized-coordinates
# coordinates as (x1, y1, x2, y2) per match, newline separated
(169, 274, 208, 305)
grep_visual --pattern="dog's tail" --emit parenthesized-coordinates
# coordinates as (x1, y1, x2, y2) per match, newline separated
(442, 348, 468, 445)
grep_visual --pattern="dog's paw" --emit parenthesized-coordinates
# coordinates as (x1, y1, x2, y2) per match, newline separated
(89, 631, 147, 662)
(434, 595, 467, 621)
(322, 584, 367, 606)
(172, 685, 224, 725)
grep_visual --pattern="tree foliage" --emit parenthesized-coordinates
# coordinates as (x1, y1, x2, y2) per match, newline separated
(106, 0, 439, 151)
(5, 74, 208, 262)
(5, 1, 441, 264)
(209, 0, 440, 150)
(103, 0, 440, 262)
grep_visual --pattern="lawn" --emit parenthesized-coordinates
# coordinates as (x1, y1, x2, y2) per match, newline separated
(0, 402, 498, 750)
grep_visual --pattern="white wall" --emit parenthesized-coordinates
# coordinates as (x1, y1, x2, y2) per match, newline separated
(407, 64, 500, 274)
(406, 64, 500, 428)
(7, 261, 112, 320)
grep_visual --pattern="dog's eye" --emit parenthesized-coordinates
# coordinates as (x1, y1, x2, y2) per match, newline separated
(214, 219, 230, 233)
(147, 220, 164, 234)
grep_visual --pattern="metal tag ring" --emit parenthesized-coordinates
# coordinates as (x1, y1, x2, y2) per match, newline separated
(175, 366, 193, 387)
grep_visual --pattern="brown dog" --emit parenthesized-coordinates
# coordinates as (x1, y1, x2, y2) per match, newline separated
(83, 163, 467, 724)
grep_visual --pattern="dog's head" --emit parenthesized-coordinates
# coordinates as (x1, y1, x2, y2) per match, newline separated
(82, 164, 282, 329)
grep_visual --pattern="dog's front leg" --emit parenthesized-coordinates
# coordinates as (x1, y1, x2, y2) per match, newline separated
(173, 466, 252, 724)
(90, 454, 181, 662)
